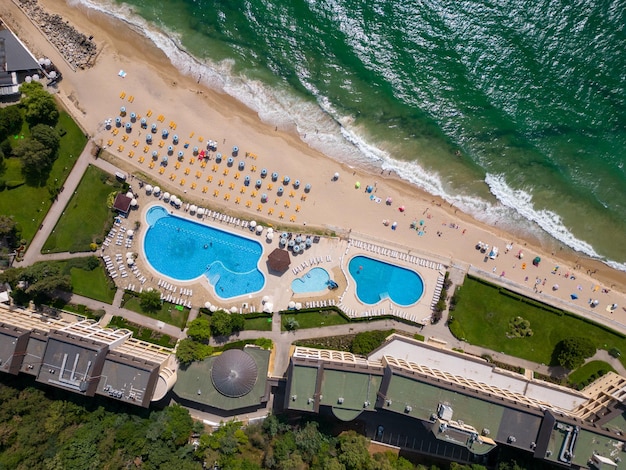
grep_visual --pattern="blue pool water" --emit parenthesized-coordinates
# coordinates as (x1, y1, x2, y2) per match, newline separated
(291, 267, 331, 294)
(348, 256, 423, 306)
(143, 206, 265, 299)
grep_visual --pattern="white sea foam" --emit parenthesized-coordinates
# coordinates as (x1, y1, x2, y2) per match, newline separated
(68, 0, 625, 271)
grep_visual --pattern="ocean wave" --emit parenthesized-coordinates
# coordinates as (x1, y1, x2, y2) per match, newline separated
(485, 173, 626, 272)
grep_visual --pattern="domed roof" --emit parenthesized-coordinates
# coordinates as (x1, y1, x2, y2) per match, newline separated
(211, 349, 258, 398)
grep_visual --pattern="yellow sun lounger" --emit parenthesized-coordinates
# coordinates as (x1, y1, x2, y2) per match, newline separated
(279, 212, 284, 219)
(159, 167, 165, 174)
(180, 179, 186, 186)
(246, 200, 252, 208)
(202, 186, 208, 193)
(290, 215, 296, 222)
(235, 197, 241, 204)
(213, 189, 219, 197)
(257, 204, 263, 211)
(207, 175, 213, 183)
(268, 208, 274, 215)
(191, 182, 197, 190)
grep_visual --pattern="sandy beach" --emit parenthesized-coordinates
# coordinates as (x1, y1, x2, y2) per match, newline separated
(2, 0, 625, 326)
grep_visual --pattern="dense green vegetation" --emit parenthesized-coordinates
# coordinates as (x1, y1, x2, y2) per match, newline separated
(568, 361, 616, 390)
(294, 330, 396, 355)
(122, 292, 190, 329)
(42, 165, 123, 253)
(0, 257, 115, 305)
(107, 316, 178, 348)
(0, 377, 559, 470)
(448, 277, 626, 367)
(0, 89, 87, 245)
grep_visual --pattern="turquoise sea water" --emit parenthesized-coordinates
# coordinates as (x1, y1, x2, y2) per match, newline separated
(79, 0, 625, 269)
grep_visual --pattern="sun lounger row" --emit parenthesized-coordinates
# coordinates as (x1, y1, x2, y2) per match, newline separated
(292, 256, 333, 275)
(349, 239, 444, 270)
(157, 279, 177, 293)
(430, 275, 445, 310)
(389, 307, 418, 323)
(131, 266, 147, 284)
(160, 292, 192, 308)
(304, 299, 336, 308)
(206, 211, 248, 229)
(102, 255, 119, 278)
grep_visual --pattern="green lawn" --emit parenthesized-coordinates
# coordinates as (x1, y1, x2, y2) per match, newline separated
(107, 316, 177, 348)
(281, 308, 349, 331)
(0, 111, 86, 244)
(42, 165, 122, 253)
(244, 315, 273, 331)
(122, 293, 189, 329)
(70, 264, 117, 304)
(568, 361, 616, 389)
(449, 277, 626, 366)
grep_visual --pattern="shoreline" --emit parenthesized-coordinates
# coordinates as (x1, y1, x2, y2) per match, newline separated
(2, 0, 625, 316)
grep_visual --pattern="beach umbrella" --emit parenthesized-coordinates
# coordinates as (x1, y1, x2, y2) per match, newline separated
(261, 168, 268, 178)
(193, 146, 199, 155)
(197, 208, 205, 215)
(120, 106, 126, 115)
(250, 220, 257, 228)
(146, 134, 153, 143)
(288, 301, 296, 309)
(209, 305, 217, 312)
(152, 150, 158, 158)
(256, 180, 262, 188)
(419, 220, 424, 225)
(281, 232, 288, 238)
(288, 239, 295, 247)
(177, 151, 183, 159)
(168, 145, 173, 154)
(272, 172, 279, 181)
(141, 118, 147, 127)
(127, 258, 135, 266)
(267, 228, 274, 234)
(592, 300, 599, 306)
(399, 205, 405, 212)
(130, 199, 138, 207)
(216, 153, 222, 162)
(294, 180, 300, 188)
(204, 301, 211, 309)
(125, 122, 132, 131)
(189, 205, 197, 213)
(293, 245, 300, 253)
(126, 229, 134, 237)
(263, 303, 274, 313)
(244, 176, 250, 186)
(230, 306, 238, 313)
(261, 194, 268, 202)
(333, 172, 339, 181)
(145, 184, 153, 193)
(552, 284, 559, 291)
(256, 225, 264, 234)
(305, 238, 312, 247)
(366, 185, 373, 193)
(153, 186, 161, 195)
(283, 175, 291, 184)
(391, 221, 397, 230)
(277, 187, 284, 196)
(115, 117, 122, 126)
(227, 157, 234, 166)
(130, 112, 136, 121)
(355, 181, 361, 189)
(295, 236, 302, 244)
(280, 237, 287, 246)
(162, 129, 169, 138)
(518, 250, 524, 259)
(299, 242, 306, 251)
(151, 123, 158, 132)
(173, 135, 179, 144)
(162, 156, 168, 163)
(232, 146, 239, 155)
(570, 294, 579, 300)
(238, 161, 245, 171)
(163, 192, 170, 201)
(304, 183, 311, 192)
(533, 256, 541, 266)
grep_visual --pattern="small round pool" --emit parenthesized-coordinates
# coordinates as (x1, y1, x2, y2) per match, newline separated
(291, 267, 330, 293)
(143, 206, 265, 299)
(348, 255, 423, 306)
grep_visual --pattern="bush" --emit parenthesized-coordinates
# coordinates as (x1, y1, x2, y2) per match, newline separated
(554, 337, 596, 370)
(351, 330, 394, 355)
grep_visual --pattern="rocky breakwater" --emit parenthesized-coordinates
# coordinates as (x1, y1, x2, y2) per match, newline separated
(18, 0, 97, 70)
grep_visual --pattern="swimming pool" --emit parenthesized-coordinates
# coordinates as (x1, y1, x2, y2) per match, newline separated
(348, 255, 423, 306)
(143, 206, 265, 299)
(291, 267, 331, 293)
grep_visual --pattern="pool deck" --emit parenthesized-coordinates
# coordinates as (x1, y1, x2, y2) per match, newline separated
(101, 194, 446, 325)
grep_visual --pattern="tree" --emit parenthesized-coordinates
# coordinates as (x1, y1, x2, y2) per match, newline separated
(0, 105, 23, 141)
(186, 316, 212, 342)
(20, 81, 59, 126)
(14, 138, 54, 181)
(139, 289, 162, 313)
(554, 337, 596, 370)
(337, 431, 373, 470)
(230, 312, 245, 333)
(210, 309, 233, 337)
(285, 317, 299, 331)
(30, 123, 60, 153)
(0, 215, 18, 248)
(175, 338, 211, 365)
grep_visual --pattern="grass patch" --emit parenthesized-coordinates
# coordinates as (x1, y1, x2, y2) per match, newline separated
(449, 276, 626, 366)
(107, 316, 177, 348)
(42, 165, 123, 253)
(281, 308, 349, 331)
(0, 111, 86, 244)
(568, 361, 616, 389)
(244, 315, 273, 331)
(121, 292, 189, 329)
(69, 264, 116, 304)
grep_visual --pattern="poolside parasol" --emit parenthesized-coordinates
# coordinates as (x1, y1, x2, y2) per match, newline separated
(249, 220, 257, 228)
(266, 232, 274, 241)
(262, 295, 270, 303)
(280, 237, 287, 246)
(204, 302, 212, 309)
(267, 248, 291, 272)
(295, 236, 302, 244)
(256, 225, 264, 234)
(153, 186, 161, 195)
(288, 301, 296, 309)
(299, 242, 306, 251)
(281, 232, 288, 238)
(189, 205, 197, 214)
(163, 192, 170, 201)
(293, 245, 300, 253)
(209, 305, 217, 312)
(126, 191, 134, 199)
(130, 199, 137, 207)
(145, 184, 153, 193)
(230, 306, 238, 313)
(295, 302, 302, 310)
(267, 228, 274, 234)
(197, 208, 205, 215)
(288, 239, 295, 247)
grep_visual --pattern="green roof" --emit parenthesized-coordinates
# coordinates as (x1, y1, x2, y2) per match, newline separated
(319, 369, 382, 420)
(174, 347, 269, 411)
(287, 365, 318, 412)
(572, 428, 625, 469)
